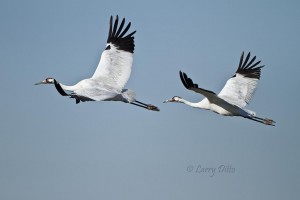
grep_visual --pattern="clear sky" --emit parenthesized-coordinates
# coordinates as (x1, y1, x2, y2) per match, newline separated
(0, 0, 299, 200)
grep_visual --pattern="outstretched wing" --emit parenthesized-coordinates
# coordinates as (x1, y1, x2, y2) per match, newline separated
(179, 71, 232, 105)
(91, 15, 136, 90)
(218, 52, 264, 108)
(179, 71, 244, 112)
(53, 80, 95, 104)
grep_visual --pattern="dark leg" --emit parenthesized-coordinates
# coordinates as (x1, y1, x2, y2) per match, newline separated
(135, 101, 150, 106)
(130, 102, 148, 109)
(246, 116, 275, 126)
(130, 100, 160, 111)
(254, 116, 275, 125)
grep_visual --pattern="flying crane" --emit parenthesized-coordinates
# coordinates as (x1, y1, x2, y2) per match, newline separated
(35, 15, 159, 111)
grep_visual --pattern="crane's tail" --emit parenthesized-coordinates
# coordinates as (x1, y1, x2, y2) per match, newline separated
(247, 116, 276, 126)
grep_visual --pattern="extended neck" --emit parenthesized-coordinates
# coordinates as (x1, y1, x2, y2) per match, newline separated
(59, 83, 75, 91)
(55, 80, 76, 92)
(179, 98, 209, 109)
(52, 79, 78, 97)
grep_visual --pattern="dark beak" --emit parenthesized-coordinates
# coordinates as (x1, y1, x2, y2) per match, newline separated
(34, 80, 46, 85)
(163, 99, 172, 103)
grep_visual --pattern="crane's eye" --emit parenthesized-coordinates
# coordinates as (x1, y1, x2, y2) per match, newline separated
(46, 78, 53, 83)
(173, 96, 181, 101)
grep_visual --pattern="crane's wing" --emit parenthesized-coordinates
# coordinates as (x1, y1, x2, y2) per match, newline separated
(91, 15, 136, 90)
(179, 71, 246, 114)
(54, 80, 96, 104)
(179, 71, 236, 107)
(218, 52, 264, 108)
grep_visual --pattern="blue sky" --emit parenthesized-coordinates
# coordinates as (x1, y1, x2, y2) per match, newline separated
(0, 0, 299, 200)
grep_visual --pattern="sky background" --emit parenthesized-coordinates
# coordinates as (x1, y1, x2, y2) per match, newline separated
(0, 0, 299, 199)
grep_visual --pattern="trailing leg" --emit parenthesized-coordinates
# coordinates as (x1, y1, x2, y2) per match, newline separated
(130, 100, 160, 111)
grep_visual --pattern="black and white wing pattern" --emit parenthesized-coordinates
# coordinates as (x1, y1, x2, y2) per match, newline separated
(180, 71, 217, 100)
(179, 71, 236, 107)
(91, 15, 136, 90)
(218, 52, 264, 108)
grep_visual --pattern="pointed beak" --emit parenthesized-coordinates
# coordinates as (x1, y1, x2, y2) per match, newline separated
(163, 99, 172, 103)
(34, 80, 46, 85)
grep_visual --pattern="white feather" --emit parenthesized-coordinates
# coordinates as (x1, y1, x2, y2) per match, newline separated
(165, 52, 275, 125)
(218, 73, 259, 108)
(92, 43, 133, 90)
(36, 16, 159, 111)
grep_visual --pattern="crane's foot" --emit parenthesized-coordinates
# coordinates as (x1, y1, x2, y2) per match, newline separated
(263, 118, 276, 126)
(147, 104, 160, 111)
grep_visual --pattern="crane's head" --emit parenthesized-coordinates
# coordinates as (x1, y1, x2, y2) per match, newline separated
(34, 77, 55, 85)
(163, 96, 183, 103)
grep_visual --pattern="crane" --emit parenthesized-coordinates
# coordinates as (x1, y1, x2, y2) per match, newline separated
(35, 15, 159, 111)
(164, 52, 275, 126)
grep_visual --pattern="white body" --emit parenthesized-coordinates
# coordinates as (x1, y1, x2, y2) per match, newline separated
(165, 52, 275, 125)
(59, 43, 135, 103)
(36, 16, 159, 111)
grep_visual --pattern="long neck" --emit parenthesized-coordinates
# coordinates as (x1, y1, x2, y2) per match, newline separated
(56, 81, 77, 92)
(179, 98, 210, 110)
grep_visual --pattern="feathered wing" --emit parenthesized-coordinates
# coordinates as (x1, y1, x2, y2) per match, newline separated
(54, 80, 96, 104)
(91, 15, 136, 90)
(218, 52, 264, 108)
(179, 71, 247, 115)
(179, 71, 238, 108)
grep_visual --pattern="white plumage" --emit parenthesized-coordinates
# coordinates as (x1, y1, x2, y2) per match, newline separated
(35, 15, 159, 111)
(164, 52, 275, 126)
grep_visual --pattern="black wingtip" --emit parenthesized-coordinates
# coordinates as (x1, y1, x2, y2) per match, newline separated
(106, 15, 136, 53)
(238, 52, 244, 69)
(242, 52, 251, 68)
(179, 71, 189, 89)
(236, 51, 264, 79)
(179, 71, 198, 89)
(179, 70, 217, 95)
